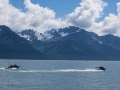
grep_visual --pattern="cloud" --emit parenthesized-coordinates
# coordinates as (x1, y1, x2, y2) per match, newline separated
(0, 0, 24, 29)
(66, 0, 120, 36)
(1, 0, 120, 36)
(66, 0, 107, 29)
(90, 2, 120, 36)
(0, 0, 68, 32)
(117, 2, 120, 12)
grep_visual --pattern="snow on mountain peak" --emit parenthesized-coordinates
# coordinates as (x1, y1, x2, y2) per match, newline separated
(17, 26, 85, 41)
(60, 32, 69, 37)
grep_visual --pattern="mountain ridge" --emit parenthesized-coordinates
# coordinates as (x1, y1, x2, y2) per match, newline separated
(1, 25, 120, 60)
(0, 25, 49, 60)
(17, 26, 120, 60)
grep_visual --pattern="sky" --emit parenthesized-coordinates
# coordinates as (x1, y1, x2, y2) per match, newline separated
(0, 0, 120, 36)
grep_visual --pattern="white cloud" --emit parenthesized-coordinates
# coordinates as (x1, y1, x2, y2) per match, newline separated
(66, 0, 120, 36)
(90, 2, 120, 36)
(1, 0, 120, 36)
(0, 0, 24, 29)
(117, 2, 120, 12)
(0, 0, 68, 32)
(66, 0, 107, 29)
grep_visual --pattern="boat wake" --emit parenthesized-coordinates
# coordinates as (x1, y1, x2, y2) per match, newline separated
(0, 68, 103, 73)
(0, 67, 5, 70)
(0, 67, 18, 70)
(6, 69, 103, 73)
(19, 69, 103, 73)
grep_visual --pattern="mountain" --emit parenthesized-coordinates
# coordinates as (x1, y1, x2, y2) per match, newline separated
(18, 26, 120, 60)
(100, 34, 120, 50)
(0, 25, 48, 60)
(17, 29, 51, 41)
(18, 26, 120, 49)
(17, 26, 83, 41)
(33, 40, 106, 60)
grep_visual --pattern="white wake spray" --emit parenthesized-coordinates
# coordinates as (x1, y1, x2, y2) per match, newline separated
(2, 69, 103, 73)
(0, 67, 104, 73)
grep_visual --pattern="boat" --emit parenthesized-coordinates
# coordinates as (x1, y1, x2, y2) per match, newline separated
(6, 64, 20, 69)
(95, 66, 106, 71)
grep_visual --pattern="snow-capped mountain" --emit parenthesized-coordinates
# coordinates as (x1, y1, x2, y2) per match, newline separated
(0, 25, 48, 59)
(17, 26, 120, 50)
(2, 25, 120, 60)
(17, 26, 90, 41)
(0, 26, 120, 60)
(17, 29, 42, 41)
(16, 26, 120, 60)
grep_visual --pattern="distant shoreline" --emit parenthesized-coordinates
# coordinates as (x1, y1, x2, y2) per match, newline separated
(0, 59, 119, 61)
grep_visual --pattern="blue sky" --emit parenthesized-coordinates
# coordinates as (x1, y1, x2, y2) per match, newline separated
(10, 0, 119, 18)
(1, 0, 120, 36)
(10, 0, 82, 17)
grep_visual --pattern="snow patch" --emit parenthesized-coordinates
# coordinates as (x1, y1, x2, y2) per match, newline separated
(92, 37, 102, 44)
(76, 29, 81, 32)
(18, 33, 31, 41)
(34, 32, 43, 40)
(42, 32, 53, 41)
(60, 32, 69, 37)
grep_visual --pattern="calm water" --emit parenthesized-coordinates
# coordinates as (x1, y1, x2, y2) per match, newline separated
(0, 60, 120, 90)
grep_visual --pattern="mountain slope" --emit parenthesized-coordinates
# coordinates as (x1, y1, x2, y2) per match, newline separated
(100, 34, 120, 50)
(0, 25, 48, 59)
(32, 40, 107, 60)
(18, 26, 120, 60)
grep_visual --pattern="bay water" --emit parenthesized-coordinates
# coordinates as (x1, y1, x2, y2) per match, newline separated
(0, 60, 119, 90)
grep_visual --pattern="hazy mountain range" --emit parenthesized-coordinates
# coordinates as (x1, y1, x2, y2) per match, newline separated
(1, 25, 120, 60)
